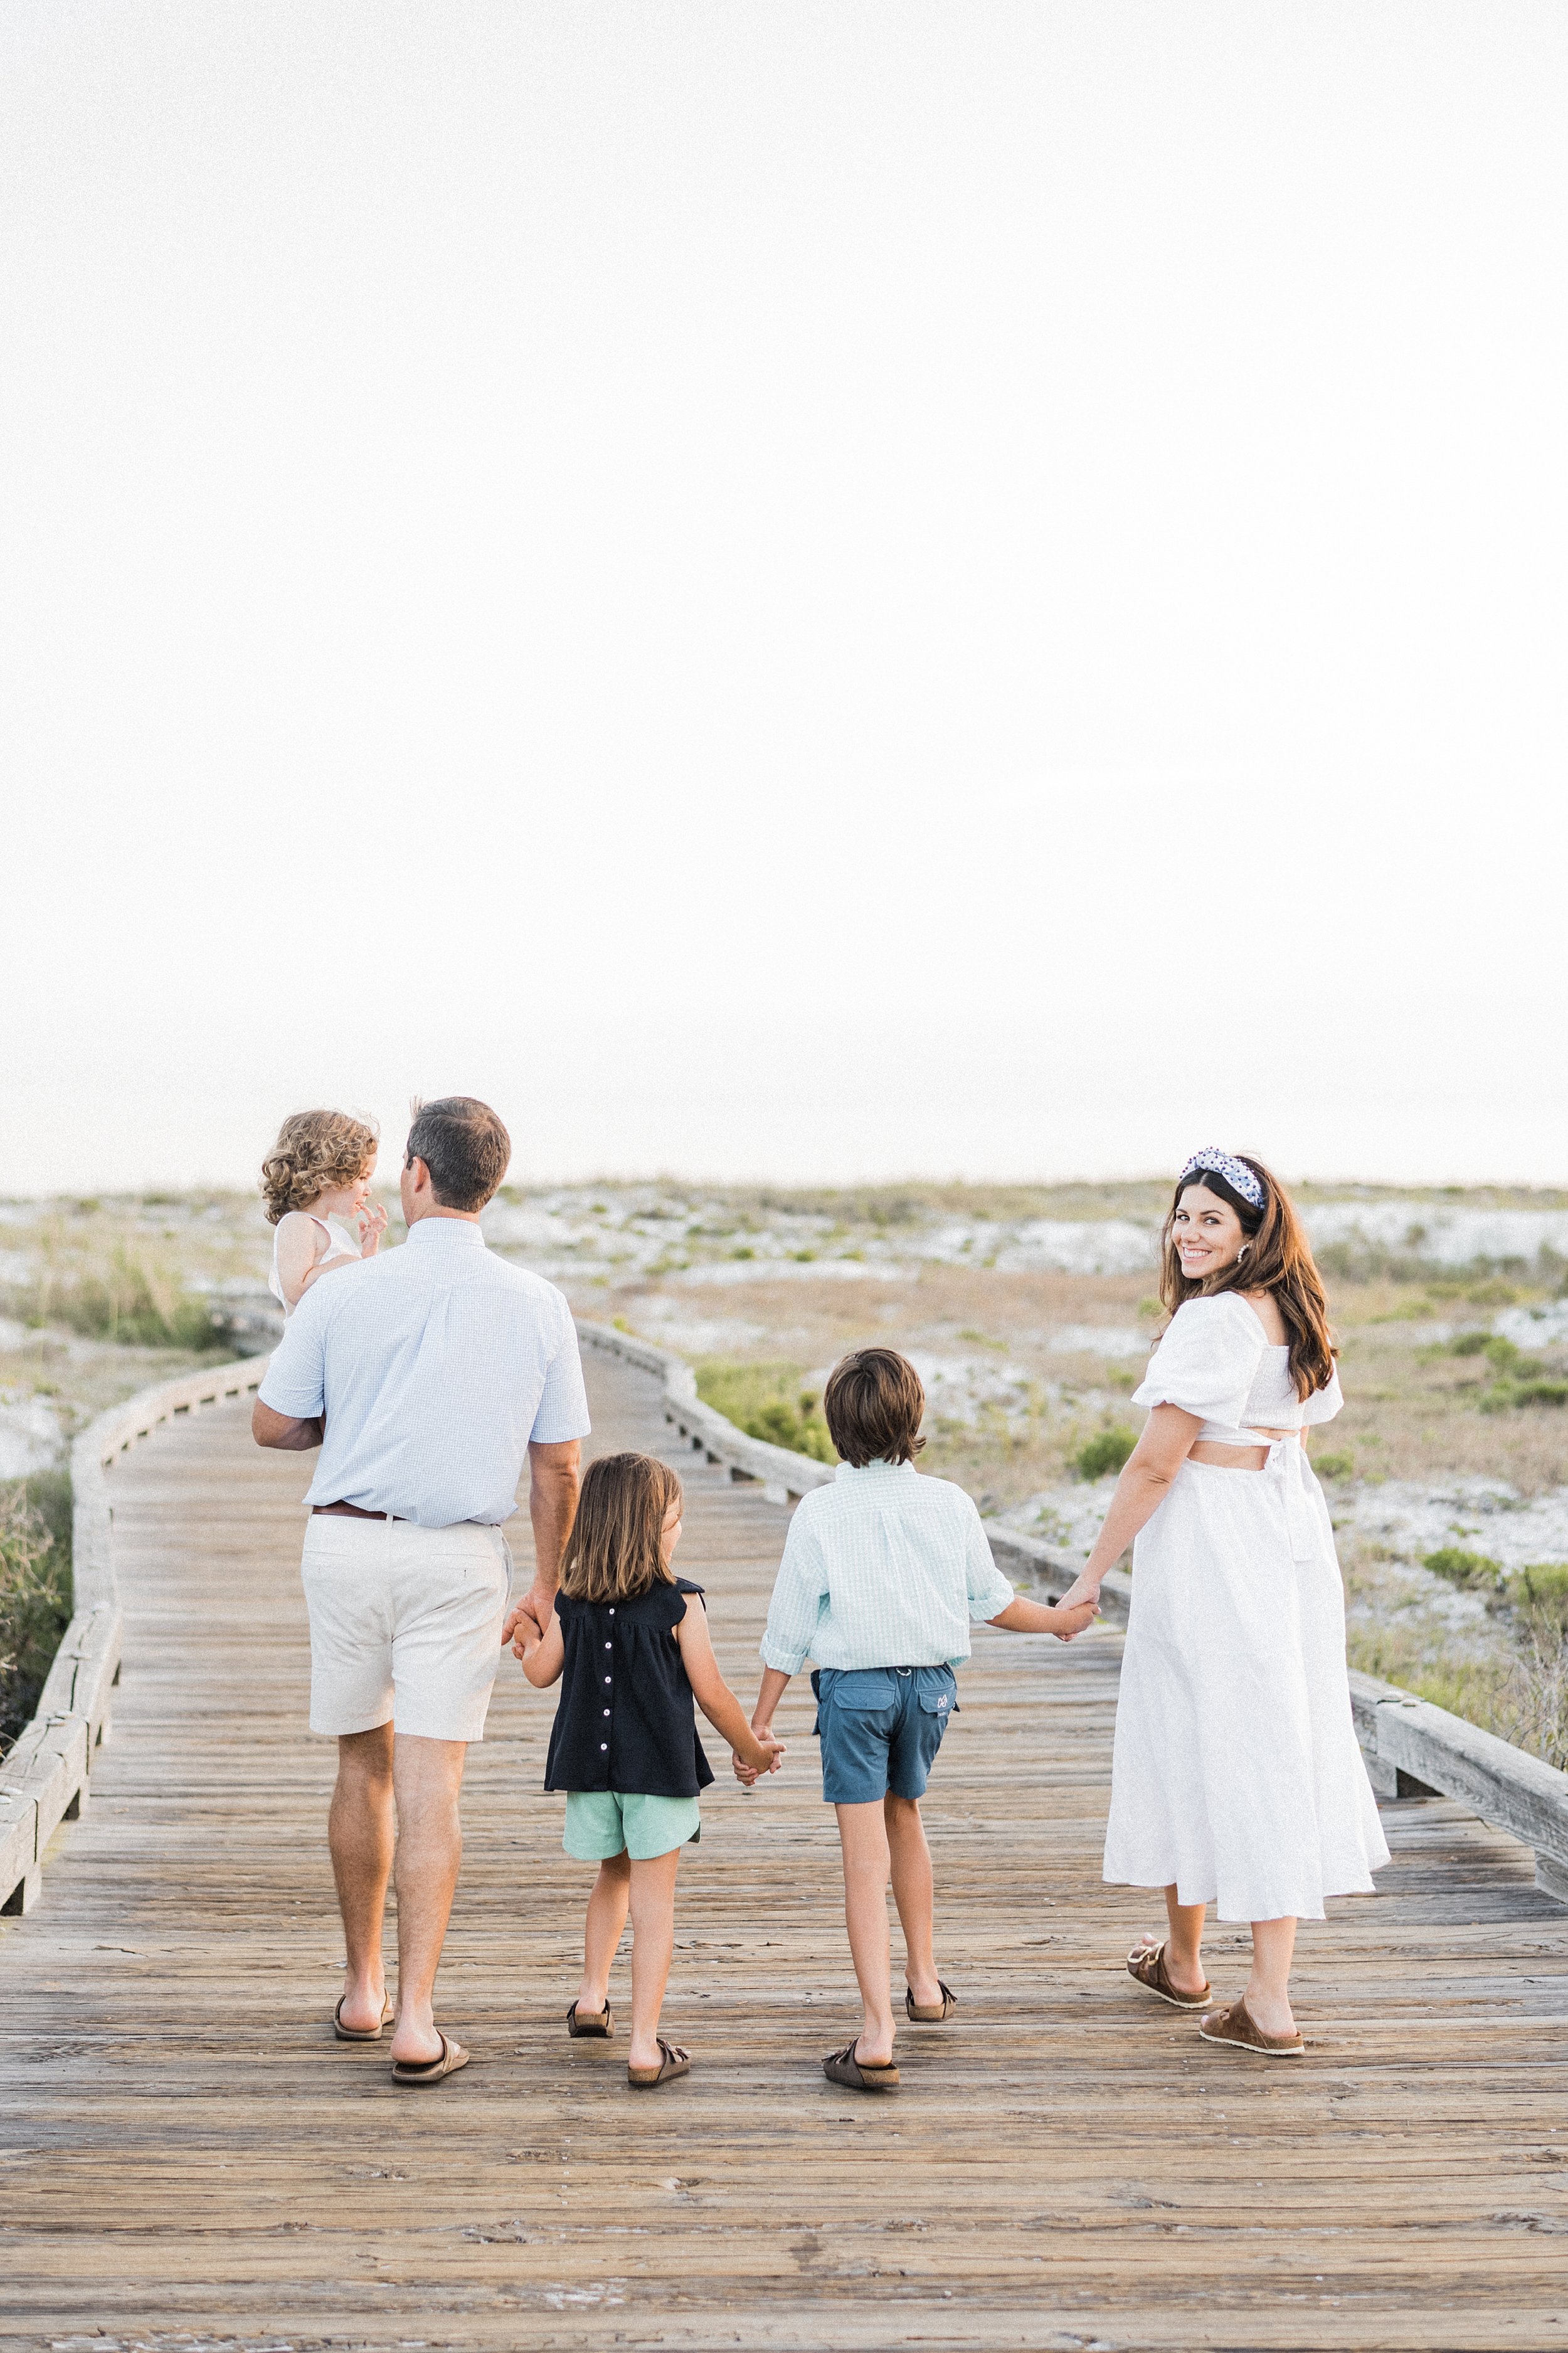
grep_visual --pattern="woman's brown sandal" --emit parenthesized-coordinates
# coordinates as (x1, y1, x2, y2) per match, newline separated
(822, 2041, 900, 2092)
(905, 1980, 957, 2023)
(1197, 1996, 1304, 2058)
(1126, 1939, 1211, 2010)
(628, 2037, 690, 2088)
(566, 2000, 613, 2039)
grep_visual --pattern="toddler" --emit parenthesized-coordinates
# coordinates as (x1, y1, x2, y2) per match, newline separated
(261, 1109, 387, 1315)
(746, 1347, 1098, 2091)
(515, 1452, 783, 2088)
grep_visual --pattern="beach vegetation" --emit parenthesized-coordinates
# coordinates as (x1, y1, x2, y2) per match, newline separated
(694, 1361, 836, 1463)
(1071, 1426, 1136, 1481)
(0, 1473, 72, 1756)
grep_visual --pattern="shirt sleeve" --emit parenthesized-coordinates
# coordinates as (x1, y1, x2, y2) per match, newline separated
(1131, 1296, 1267, 1426)
(963, 1496, 1015, 1622)
(256, 1288, 329, 1420)
(759, 1508, 830, 1675)
(527, 1301, 592, 1445)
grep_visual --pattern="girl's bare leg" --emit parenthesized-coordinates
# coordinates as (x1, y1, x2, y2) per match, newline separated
(884, 1793, 942, 2010)
(1244, 1915, 1298, 2038)
(835, 1800, 896, 2066)
(627, 1848, 682, 2073)
(576, 1851, 631, 2015)
(1160, 1886, 1208, 1999)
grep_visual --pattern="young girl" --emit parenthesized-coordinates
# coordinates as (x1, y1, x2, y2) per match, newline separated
(516, 1452, 784, 2090)
(260, 1109, 388, 1315)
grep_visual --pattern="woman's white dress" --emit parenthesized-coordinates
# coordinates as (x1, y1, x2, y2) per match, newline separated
(1102, 1292, 1389, 1923)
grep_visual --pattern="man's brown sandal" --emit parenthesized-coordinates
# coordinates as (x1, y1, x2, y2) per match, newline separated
(905, 1980, 957, 2022)
(391, 2031, 470, 2086)
(333, 1992, 395, 2042)
(1198, 1996, 1303, 2058)
(628, 2037, 690, 2088)
(1126, 1939, 1211, 2010)
(822, 2042, 900, 2092)
(567, 2000, 614, 2039)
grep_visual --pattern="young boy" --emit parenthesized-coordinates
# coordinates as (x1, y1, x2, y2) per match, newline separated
(742, 1346, 1097, 2092)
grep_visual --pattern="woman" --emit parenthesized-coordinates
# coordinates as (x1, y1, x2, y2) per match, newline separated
(1061, 1148, 1387, 2057)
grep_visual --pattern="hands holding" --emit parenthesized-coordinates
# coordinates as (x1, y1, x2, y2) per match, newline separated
(732, 1719, 786, 1787)
(503, 1586, 553, 1660)
(1051, 1595, 1100, 1641)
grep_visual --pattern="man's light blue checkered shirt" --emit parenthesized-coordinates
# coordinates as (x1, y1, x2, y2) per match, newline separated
(760, 1460, 1015, 1675)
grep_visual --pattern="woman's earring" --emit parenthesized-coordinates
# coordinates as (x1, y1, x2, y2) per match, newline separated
(1237, 1242, 1251, 1262)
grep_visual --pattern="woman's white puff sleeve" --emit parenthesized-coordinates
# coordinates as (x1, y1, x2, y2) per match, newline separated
(1131, 1297, 1268, 1427)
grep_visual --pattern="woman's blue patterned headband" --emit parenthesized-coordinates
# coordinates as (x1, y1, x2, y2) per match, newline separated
(1179, 1149, 1265, 1209)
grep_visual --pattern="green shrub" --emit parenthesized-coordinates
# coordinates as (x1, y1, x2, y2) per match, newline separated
(694, 1361, 837, 1464)
(1507, 1563, 1568, 1633)
(34, 1246, 221, 1352)
(1072, 1425, 1136, 1480)
(1421, 1546, 1504, 1590)
(1513, 1379, 1568, 1408)
(1449, 1330, 1491, 1356)
(1313, 1450, 1355, 1481)
(0, 1474, 73, 1755)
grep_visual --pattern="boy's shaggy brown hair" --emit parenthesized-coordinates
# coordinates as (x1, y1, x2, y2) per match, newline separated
(260, 1110, 379, 1225)
(823, 1348, 926, 1467)
(559, 1453, 683, 1605)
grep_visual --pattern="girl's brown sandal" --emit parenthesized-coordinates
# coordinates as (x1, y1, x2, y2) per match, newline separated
(566, 2000, 613, 2039)
(905, 1980, 957, 2022)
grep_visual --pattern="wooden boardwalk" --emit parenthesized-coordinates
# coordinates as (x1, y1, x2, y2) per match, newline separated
(2, 1347, 1567, 2352)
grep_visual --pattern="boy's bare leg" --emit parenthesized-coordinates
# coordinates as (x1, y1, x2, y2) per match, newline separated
(1160, 1884, 1207, 1999)
(388, 1734, 469, 2066)
(884, 1793, 942, 2010)
(576, 1851, 632, 2015)
(329, 1724, 395, 2032)
(627, 1849, 681, 2073)
(835, 1800, 897, 2066)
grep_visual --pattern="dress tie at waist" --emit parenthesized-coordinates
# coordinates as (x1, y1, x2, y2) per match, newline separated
(1245, 1433, 1320, 1564)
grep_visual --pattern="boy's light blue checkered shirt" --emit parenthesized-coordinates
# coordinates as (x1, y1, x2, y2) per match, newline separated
(760, 1460, 1015, 1675)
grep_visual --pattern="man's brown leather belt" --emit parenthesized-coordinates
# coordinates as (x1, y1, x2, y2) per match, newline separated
(312, 1501, 405, 1521)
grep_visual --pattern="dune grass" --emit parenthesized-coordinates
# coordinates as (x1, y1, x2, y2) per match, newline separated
(0, 1472, 72, 1755)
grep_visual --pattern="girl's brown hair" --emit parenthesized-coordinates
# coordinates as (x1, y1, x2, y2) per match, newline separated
(558, 1453, 683, 1605)
(260, 1110, 379, 1225)
(1160, 1153, 1336, 1401)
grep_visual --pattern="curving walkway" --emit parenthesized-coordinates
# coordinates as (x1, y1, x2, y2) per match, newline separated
(1, 1346, 1565, 2351)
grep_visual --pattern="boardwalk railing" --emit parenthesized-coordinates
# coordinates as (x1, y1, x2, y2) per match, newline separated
(577, 1317, 1568, 1904)
(0, 1354, 271, 1917)
(8, 1324, 1565, 1916)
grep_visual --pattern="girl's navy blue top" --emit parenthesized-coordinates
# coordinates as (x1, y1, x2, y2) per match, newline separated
(545, 1576, 715, 1800)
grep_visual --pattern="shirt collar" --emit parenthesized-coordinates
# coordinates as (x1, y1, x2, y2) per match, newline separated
(834, 1458, 915, 1482)
(405, 1216, 487, 1250)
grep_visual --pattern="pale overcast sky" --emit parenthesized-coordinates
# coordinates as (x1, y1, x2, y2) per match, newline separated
(3, 4, 1565, 1193)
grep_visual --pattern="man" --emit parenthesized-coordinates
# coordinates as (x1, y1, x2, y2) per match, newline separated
(253, 1095, 587, 2085)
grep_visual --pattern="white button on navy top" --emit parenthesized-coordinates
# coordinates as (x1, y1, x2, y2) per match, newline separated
(599, 1741, 608, 1751)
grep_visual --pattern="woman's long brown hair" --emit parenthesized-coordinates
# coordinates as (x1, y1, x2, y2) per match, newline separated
(558, 1452, 682, 1605)
(1159, 1154, 1336, 1400)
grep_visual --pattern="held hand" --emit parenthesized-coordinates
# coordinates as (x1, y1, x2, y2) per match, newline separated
(503, 1596, 543, 1659)
(1057, 1572, 1101, 1615)
(733, 1749, 761, 1787)
(1052, 1597, 1101, 1642)
(750, 1734, 786, 1774)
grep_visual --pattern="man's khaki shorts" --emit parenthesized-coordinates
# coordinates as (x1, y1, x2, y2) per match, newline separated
(299, 1516, 512, 1743)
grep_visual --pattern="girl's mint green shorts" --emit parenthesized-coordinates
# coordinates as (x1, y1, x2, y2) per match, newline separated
(563, 1789, 702, 1862)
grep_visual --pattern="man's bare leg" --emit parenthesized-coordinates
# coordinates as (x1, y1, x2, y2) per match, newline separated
(330, 1724, 395, 2032)
(388, 1734, 469, 2066)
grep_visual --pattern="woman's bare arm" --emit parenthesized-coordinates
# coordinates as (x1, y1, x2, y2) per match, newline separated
(1057, 1404, 1202, 1609)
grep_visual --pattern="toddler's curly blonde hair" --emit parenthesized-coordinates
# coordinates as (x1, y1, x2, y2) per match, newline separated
(261, 1110, 379, 1225)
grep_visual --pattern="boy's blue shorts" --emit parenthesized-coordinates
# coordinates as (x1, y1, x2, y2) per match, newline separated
(812, 1664, 958, 1805)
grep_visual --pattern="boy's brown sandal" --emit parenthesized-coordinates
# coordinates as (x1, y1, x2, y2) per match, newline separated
(628, 2038, 690, 2088)
(566, 2000, 613, 2039)
(822, 2042, 900, 2092)
(905, 1980, 957, 2023)
(1197, 1996, 1304, 2058)
(1126, 1939, 1211, 2010)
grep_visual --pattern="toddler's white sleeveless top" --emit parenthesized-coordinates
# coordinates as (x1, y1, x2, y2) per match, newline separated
(268, 1213, 363, 1317)
(1131, 1292, 1342, 1445)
